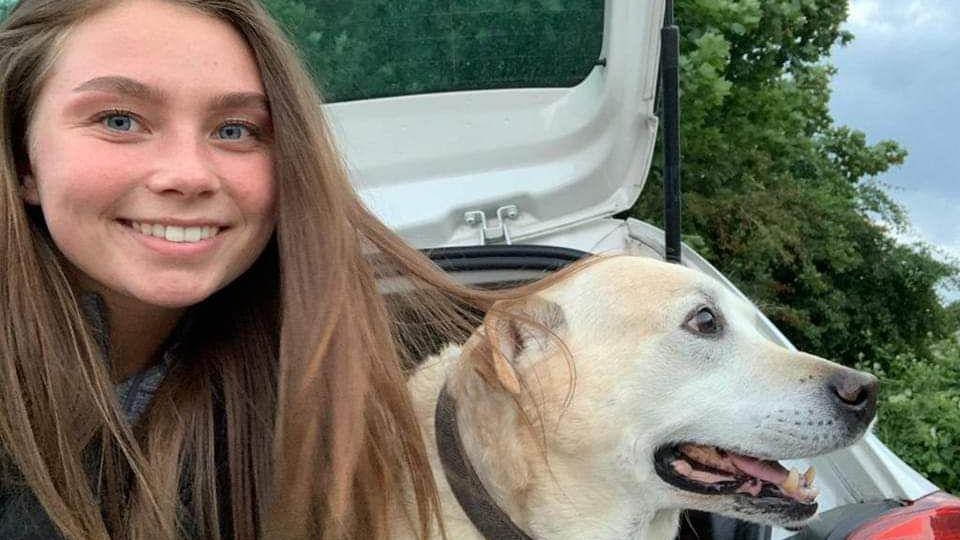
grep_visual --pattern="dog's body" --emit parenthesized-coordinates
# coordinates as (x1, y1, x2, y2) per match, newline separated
(393, 256, 877, 539)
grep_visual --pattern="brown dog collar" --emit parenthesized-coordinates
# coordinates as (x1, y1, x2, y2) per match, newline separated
(435, 383, 535, 540)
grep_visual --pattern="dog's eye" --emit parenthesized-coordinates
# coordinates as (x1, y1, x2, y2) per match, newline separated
(686, 307, 721, 335)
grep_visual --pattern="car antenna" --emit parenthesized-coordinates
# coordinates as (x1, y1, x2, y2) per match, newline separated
(661, 0, 682, 264)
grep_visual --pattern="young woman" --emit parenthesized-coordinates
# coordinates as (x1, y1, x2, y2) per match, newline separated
(0, 0, 550, 538)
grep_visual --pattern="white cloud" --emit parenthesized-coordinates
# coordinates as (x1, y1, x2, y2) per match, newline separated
(906, 1, 936, 28)
(845, 0, 960, 40)
(847, 0, 893, 34)
(847, 0, 879, 26)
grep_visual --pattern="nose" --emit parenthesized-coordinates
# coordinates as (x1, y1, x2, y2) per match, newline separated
(828, 369, 878, 424)
(146, 135, 220, 198)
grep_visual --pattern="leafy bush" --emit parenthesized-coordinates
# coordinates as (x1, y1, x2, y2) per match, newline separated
(861, 338, 960, 495)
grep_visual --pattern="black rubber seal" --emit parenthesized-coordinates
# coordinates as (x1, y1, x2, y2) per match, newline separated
(423, 245, 588, 273)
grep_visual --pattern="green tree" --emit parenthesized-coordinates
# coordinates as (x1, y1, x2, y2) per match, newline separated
(630, 0, 957, 369)
(866, 338, 960, 494)
(947, 301, 960, 333)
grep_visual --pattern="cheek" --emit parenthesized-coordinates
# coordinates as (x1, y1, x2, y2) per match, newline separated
(31, 138, 144, 222)
(220, 154, 276, 219)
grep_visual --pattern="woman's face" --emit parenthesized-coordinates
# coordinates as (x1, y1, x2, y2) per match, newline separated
(24, 0, 276, 310)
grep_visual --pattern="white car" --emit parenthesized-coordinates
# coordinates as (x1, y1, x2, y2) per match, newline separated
(323, 1, 959, 538)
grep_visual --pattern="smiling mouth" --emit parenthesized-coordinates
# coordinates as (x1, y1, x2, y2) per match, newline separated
(119, 219, 227, 244)
(654, 443, 819, 520)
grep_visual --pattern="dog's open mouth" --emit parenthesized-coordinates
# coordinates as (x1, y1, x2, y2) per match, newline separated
(655, 443, 819, 519)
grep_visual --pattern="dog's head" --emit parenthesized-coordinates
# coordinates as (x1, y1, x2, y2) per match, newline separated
(471, 255, 877, 530)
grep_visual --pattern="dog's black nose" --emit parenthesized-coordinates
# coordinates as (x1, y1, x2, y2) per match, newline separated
(828, 370, 878, 423)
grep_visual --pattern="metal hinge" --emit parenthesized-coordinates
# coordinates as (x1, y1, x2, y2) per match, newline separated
(464, 205, 519, 246)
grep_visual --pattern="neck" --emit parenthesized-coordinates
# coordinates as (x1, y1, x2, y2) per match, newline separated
(107, 295, 183, 381)
(461, 443, 680, 539)
(73, 272, 184, 381)
(443, 365, 681, 540)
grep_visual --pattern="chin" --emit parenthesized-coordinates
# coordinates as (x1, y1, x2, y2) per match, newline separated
(142, 286, 220, 309)
(139, 293, 211, 310)
(119, 276, 226, 311)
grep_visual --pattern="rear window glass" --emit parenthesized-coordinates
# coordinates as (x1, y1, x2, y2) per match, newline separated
(0, 1, 605, 103)
(263, 0, 605, 102)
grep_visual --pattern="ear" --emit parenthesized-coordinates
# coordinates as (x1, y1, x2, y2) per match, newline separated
(482, 296, 566, 396)
(20, 174, 40, 205)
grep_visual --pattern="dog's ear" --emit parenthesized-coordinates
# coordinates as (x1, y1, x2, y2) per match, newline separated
(481, 296, 566, 396)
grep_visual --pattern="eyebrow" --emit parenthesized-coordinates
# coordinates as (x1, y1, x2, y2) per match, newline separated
(72, 75, 269, 112)
(73, 76, 167, 102)
(210, 92, 270, 114)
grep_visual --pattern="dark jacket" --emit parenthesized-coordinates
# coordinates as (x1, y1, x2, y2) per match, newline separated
(0, 294, 198, 539)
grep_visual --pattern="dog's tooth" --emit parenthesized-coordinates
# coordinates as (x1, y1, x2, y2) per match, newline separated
(783, 469, 800, 493)
(803, 466, 816, 487)
(797, 485, 821, 503)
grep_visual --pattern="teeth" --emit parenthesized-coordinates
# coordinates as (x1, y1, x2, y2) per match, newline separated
(783, 469, 800, 494)
(165, 226, 185, 242)
(183, 227, 202, 242)
(795, 485, 821, 503)
(129, 221, 220, 243)
(804, 466, 816, 487)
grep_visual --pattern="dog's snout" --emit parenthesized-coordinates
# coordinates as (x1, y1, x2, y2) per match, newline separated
(828, 370, 878, 421)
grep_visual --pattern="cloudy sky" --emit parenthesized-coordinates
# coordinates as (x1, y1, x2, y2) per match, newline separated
(829, 0, 959, 298)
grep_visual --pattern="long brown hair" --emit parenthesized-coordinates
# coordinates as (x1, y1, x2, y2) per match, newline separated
(0, 1, 575, 538)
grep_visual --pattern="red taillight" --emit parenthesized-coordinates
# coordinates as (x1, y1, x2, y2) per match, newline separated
(848, 492, 960, 540)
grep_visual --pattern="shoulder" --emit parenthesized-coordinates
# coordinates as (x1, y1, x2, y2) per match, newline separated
(0, 455, 63, 539)
(0, 486, 64, 539)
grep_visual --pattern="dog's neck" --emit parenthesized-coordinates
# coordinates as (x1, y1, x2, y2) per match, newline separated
(437, 355, 682, 540)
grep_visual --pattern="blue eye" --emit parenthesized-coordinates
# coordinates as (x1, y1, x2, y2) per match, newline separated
(217, 123, 251, 140)
(102, 113, 135, 131)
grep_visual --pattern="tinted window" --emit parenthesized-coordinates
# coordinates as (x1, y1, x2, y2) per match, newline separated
(263, 0, 604, 102)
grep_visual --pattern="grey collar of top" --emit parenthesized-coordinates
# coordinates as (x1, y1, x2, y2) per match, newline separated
(79, 291, 194, 423)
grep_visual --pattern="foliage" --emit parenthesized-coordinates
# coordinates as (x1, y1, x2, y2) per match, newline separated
(861, 338, 960, 495)
(947, 301, 960, 333)
(629, 0, 958, 370)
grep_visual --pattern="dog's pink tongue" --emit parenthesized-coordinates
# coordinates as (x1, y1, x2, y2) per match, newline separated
(729, 454, 788, 485)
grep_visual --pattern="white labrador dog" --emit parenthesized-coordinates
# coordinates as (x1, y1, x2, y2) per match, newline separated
(394, 255, 877, 539)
